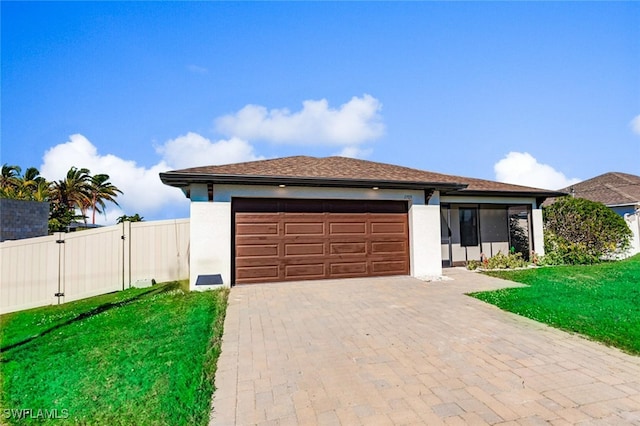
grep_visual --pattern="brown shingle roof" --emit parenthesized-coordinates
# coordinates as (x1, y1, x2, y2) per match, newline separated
(557, 172, 640, 206)
(160, 156, 562, 196)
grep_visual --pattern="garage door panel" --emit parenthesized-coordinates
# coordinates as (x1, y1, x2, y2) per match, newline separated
(329, 222, 367, 235)
(371, 241, 407, 255)
(330, 262, 367, 275)
(235, 257, 280, 267)
(236, 222, 279, 236)
(371, 222, 406, 235)
(371, 260, 408, 274)
(236, 244, 279, 257)
(235, 213, 280, 222)
(285, 243, 325, 256)
(330, 242, 366, 255)
(284, 222, 324, 236)
(285, 264, 325, 279)
(236, 265, 280, 280)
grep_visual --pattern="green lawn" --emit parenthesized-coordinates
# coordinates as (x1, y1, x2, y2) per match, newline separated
(470, 254, 640, 355)
(0, 282, 228, 425)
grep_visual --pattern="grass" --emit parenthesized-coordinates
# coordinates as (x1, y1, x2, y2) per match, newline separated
(0, 281, 228, 425)
(470, 254, 640, 355)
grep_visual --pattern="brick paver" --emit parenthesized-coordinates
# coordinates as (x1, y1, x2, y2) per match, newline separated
(210, 269, 640, 425)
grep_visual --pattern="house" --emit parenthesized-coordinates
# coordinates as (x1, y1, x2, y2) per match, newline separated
(160, 156, 563, 289)
(0, 198, 49, 242)
(556, 172, 640, 256)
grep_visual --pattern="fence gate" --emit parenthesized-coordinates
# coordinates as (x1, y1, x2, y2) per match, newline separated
(57, 226, 124, 305)
(0, 219, 190, 314)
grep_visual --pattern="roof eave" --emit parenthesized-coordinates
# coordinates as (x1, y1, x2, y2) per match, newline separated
(444, 189, 568, 198)
(605, 202, 640, 208)
(159, 172, 468, 192)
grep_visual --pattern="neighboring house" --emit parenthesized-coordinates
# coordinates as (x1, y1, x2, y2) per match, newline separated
(556, 172, 640, 256)
(0, 198, 49, 242)
(160, 156, 563, 289)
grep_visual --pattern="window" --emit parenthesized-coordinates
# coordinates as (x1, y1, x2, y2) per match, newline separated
(460, 208, 478, 246)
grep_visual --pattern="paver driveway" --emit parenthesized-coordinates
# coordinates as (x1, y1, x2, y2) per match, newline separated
(210, 269, 640, 425)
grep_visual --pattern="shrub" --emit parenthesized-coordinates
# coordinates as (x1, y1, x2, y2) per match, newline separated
(466, 251, 529, 270)
(466, 260, 482, 270)
(486, 251, 528, 269)
(543, 197, 632, 265)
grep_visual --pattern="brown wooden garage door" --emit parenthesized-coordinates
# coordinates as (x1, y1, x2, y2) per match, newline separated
(233, 198, 409, 284)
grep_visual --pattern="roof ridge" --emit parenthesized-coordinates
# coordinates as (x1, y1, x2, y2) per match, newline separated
(610, 172, 640, 184)
(604, 183, 637, 202)
(325, 156, 553, 191)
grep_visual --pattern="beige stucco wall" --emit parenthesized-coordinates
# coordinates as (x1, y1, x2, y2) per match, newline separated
(409, 192, 442, 278)
(189, 202, 231, 291)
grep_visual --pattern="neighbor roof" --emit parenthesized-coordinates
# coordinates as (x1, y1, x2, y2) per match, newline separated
(557, 172, 640, 206)
(160, 156, 563, 197)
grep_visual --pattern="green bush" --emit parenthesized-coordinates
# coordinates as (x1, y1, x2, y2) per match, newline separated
(466, 251, 529, 270)
(466, 260, 482, 270)
(543, 197, 632, 265)
(486, 251, 528, 269)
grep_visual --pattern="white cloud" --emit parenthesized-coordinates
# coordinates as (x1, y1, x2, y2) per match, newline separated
(215, 94, 384, 145)
(38, 94, 387, 224)
(334, 146, 373, 159)
(631, 114, 640, 135)
(494, 152, 581, 190)
(156, 132, 262, 169)
(41, 133, 262, 225)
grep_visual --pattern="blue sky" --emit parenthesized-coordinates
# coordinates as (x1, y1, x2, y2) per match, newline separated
(2, 2, 639, 223)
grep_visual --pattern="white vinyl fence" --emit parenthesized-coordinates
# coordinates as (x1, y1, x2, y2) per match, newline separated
(625, 211, 640, 257)
(0, 219, 189, 314)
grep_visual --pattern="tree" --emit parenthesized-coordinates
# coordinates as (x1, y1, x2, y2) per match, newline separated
(0, 164, 22, 194)
(31, 179, 51, 202)
(50, 166, 91, 211)
(0, 165, 50, 201)
(1, 164, 126, 232)
(48, 202, 81, 233)
(86, 174, 122, 224)
(543, 196, 632, 264)
(49, 167, 92, 229)
(116, 213, 144, 224)
(17, 167, 48, 200)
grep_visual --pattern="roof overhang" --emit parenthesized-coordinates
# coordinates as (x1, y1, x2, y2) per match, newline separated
(448, 190, 568, 199)
(159, 172, 468, 193)
(605, 202, 640, 208)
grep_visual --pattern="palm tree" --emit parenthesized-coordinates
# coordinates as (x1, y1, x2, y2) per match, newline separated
(0, 165, 50, 201)
(116, 213, 144, 224)
(87, 174, 122, 224)
(16, 167, 48, 200)
(50, 167, 92, 222)
(0, 164, 21, 192)
(19, 167, 43, 188)
(32, 179, 51, 202)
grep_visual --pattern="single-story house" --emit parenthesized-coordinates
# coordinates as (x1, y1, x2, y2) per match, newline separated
(555, 172, 640, 255)
(160, 156, 564, 289)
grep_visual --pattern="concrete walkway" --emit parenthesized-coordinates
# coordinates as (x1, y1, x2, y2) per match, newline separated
(210, 269, 640, 425)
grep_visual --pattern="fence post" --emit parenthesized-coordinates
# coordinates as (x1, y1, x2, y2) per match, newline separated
(55, 231, 65, 305)
(122, 221, 132, 290)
